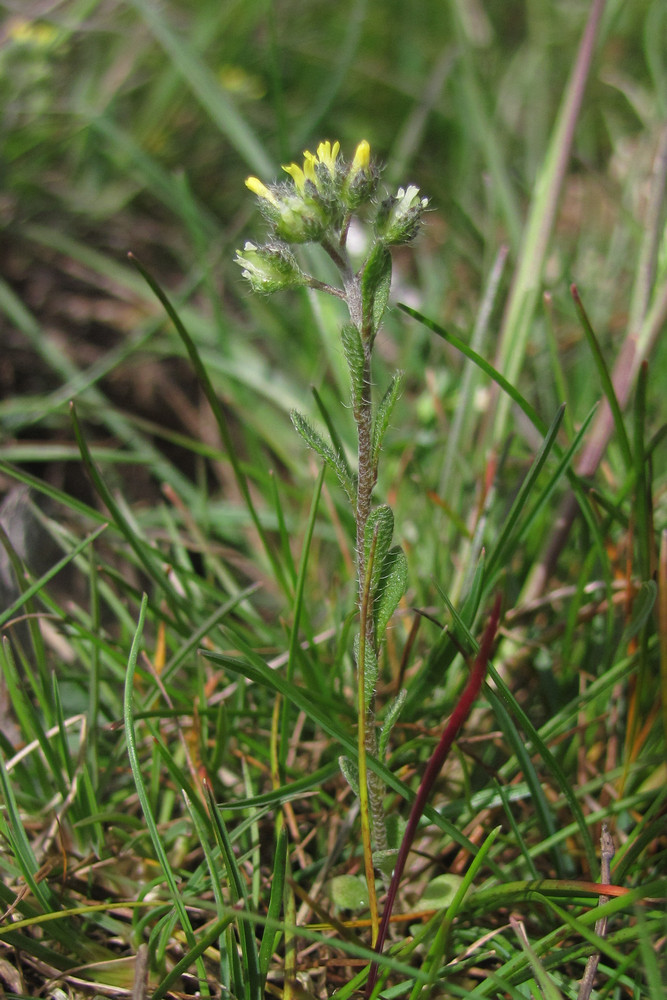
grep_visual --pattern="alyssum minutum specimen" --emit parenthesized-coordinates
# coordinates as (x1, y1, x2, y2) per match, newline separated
(237, 140, 428, 891)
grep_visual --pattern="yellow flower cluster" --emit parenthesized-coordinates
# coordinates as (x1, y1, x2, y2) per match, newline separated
(245, 139, 371, 203)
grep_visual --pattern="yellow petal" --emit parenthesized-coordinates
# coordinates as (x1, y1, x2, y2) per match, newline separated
(302, 152, 317, 185)
(316, 140, 340, 173)
(282, 162, 306, 192)
(245, 176, 278, 206)
(351, 140, 370, 174)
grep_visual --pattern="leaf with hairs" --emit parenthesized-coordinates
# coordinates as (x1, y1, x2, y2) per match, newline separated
(339, 755, 360, 797)
(354, 632, 379, 704)
(341, 322, 365, 414)
(361, 243, 392, 339)
(371, 374, 403, 472)
(378, 689, 407, 761)
(290, 409, 356, 502)
(375, 545, 408, 638)
(363, 505, 394, 597)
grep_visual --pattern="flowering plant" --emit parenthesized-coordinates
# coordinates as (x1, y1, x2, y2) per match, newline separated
(237, 140, 429, 908)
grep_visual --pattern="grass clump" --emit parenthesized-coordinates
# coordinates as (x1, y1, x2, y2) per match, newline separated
(0, 2, 666, 998)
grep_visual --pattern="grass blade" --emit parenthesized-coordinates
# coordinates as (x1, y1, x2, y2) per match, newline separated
(124, 594, 209, 993)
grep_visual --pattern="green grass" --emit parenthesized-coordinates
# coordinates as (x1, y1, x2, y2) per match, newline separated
(1, 1, 666, 997)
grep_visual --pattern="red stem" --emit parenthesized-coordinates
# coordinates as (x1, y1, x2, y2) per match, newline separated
(365, 594, 502, 997)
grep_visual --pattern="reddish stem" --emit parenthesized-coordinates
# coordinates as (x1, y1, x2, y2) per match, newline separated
(365, 594, 502, 997)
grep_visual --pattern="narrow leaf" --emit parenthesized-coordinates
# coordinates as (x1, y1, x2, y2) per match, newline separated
(258, 826, 288, 986)
(312, 385, 353, 482)
(363, 505, 394, 597)
(339, 755, 360, 797)
(361, 243, 392, 339)
(371, 374, 403, 472)
(572, 284, 633, 469)
(485, 403, 567, 582)
(378, 689, 407, 761)
(354, 632, 379, 705)
(341, 322, 365, 413)
(291, 409, 356, 502)
(124, 596, 208, 987)
(374, 546, 408, 639)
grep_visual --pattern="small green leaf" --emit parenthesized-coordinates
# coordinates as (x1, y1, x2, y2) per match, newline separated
(371, 374, 403, 472)
(373, 849, 398, 879)
(311, 385, 353, 483)
(378, 688, 407, 760)
(341, 322, 365, 414)
(354, 631, 378, 704)
(339, 755, 360, 797)
(375, 545, 408, 638)
(327, 874, 369, 913)
(290, 409, 356, 503)
(422, 874, 465, 909)
(364, 505, 394, 598)
(361, 243, 392, 339)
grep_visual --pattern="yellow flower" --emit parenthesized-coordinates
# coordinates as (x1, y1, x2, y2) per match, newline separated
(282, 161, 309, 193)
(350, 140, 370, 175)
(245, 176, 279, 207)
(342, 139, 376, 208)
(313, 140, 341, 174)
(282, 140, 341, 193)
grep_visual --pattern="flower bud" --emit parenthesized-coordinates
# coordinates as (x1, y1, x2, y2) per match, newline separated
(234, 241, 306, 293)
(245, 175, 330, 243)
(375, 185, 429, 245)
(284, 140, 341, 199)
(342, 139, 378, 209)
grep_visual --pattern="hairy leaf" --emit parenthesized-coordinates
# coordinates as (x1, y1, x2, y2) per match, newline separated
(339, 755, 360, 797)
(374, 545, 408, 638)
(378, 688, 407, 761)
(341, 322, 365, 414)
(363, 505, 394, 598)
(361, 243, 392, 340)
(354, 631, 378, 704)
(290, 409, 356, 502)
(371, 374, 403, 472)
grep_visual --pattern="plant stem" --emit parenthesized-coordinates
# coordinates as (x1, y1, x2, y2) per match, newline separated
(356, 336, 387, 854)
(337, 257, 388, 858)
(365, 595, 501, 998)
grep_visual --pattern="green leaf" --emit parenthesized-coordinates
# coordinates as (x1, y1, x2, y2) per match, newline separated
(484, 403, 567, 582)
(354, 632, 379, 704)
(327, 874, 369, 913)
(339, 755, 360, 797)
(375, 545, 408, 638)
(572, 285, 633, 469)
(258, 826, 287, 986)
(312, 385, 353, 483)
(124, 596, 211, 993)
(422, 874, 465, 909)
(361, 243, 392, 339)
(363, 505, 394, 597)
(378, 688, 407, 760)
(341, 322, 365, 413)
(290, 409, 356, 502)
(371, 374, 403, 472)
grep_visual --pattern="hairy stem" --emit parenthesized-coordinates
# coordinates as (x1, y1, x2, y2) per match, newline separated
(343, 265, 387, 857)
